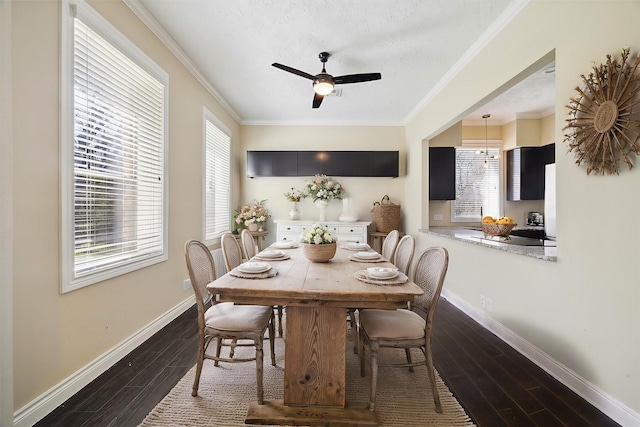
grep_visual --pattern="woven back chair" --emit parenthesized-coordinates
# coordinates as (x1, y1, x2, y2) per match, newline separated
(393, 235, 415, 276)
(240, 230, 285, 336)
(221, 233, 243, 271)
(184, 240, 276, 403)
(240, 229, 256, 260)
(358, 247, 449, 413)
(381, 229, 400, 261)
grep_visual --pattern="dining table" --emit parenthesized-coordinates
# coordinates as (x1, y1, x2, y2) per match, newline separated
(206, 243, 423, 426)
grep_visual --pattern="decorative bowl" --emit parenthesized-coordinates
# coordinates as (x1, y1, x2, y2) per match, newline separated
(481, 222, 517, 237)
(302, 242, 337, 263)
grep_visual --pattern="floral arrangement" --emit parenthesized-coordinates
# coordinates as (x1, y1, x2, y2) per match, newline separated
(304, 174, 344, 202)
(300, 223, 336, 245)
(284, 187, 305, 202)
(234, 199, 270, 229)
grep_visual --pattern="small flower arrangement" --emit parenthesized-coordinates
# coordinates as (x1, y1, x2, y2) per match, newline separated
(300, 223, 335, 245)
(234, 199, 270, 229)
(284, 187, 305, 202)
(304, 174, 344, 202)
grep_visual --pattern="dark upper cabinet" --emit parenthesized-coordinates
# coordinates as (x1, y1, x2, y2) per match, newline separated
(506, 143, 555, 201)
(246, 150, 399, 177)
(429, 147, 456, 200)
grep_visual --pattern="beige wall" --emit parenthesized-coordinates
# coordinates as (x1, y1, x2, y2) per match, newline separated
(8, 0, 640, 423)
(11, 0, 240, 410)
(239, 125, 406, 241)
(408, 0, 640, 417)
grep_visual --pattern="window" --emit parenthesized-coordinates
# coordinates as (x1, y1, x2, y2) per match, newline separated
(203, 110, 231, 243)
(61, 0, 168, 292)
(452, 146, 501, 221)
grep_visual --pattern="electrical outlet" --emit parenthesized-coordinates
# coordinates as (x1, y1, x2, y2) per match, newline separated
(433, 214, 443, 221)
(480, 294, 486, 308)
(183, 278, 191, 291)
(486, 297, 493, 312)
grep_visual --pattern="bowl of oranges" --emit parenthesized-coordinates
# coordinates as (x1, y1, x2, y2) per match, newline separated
(481, 216, 517, 237)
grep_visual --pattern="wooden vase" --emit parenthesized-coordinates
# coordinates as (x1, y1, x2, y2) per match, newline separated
(302, 242, 336, 263)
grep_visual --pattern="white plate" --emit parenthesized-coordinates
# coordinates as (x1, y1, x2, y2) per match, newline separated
(346, 243, 370, 250)
(356, 251, 380, 259)
(272, 241, 296, 249)
(258, 250, 285, 258)
(237, 262, 271, 274)
(366, 267, 399, 279)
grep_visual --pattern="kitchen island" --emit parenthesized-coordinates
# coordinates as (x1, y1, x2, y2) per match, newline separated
(423, 227, 557, 261)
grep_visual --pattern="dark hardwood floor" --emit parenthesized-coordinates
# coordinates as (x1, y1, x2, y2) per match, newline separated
(35, 299, 620, 426)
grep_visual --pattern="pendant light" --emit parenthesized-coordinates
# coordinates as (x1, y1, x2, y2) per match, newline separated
(476, 113, 500, 168)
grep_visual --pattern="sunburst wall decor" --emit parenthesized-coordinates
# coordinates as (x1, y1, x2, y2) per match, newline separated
(563, 48, 640, 175)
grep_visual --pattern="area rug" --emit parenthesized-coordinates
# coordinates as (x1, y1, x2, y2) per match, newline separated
(140, 334, 475, 426)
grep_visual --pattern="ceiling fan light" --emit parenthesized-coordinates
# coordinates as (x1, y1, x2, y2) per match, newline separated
(313, 78, 334, 95)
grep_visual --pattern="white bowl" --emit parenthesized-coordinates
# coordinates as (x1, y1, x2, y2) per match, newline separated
(346, 242, 370, 250)
(259, 250, 285, 258)
(356, 251, 380, 259)
(366, 267, 399, 279)
(238, 262, 270, 273)
(272, 240, 296, 249)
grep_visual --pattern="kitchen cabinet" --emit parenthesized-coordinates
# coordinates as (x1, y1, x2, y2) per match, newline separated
(506, 143, 555, 201)
(247, 151, 399, 178)
(429, 147, 456, 200)
(274, 220, 370, 244)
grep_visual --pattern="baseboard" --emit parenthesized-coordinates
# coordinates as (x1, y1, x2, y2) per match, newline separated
(441, 289, 640, 427)
(13, 296, 194, 427)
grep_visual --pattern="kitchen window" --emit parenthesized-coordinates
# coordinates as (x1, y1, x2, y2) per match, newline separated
(60, 0, 168, 293)
(203, 109, 231, 243)
(451, 145, 501, 222)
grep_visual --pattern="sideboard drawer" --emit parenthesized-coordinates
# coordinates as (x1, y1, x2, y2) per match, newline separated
(338, 226, 365, 235)
(278, 225, 301, 233)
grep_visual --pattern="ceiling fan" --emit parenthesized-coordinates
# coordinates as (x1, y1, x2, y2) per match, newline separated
(272, 52, 382, 109)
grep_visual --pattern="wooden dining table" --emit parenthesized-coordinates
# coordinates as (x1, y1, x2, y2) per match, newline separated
(207, 244, 423, 426)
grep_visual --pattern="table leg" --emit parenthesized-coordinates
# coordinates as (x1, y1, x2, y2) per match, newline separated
(284, 306, 346, 407)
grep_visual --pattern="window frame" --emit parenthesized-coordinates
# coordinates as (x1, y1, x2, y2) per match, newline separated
(202, 108, 232, 244)
(60, 0, 169, 293)
(450, 141, 503, 222)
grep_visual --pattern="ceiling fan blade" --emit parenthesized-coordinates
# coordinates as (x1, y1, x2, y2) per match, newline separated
(333, 73, 382, 85)
(312, 92, 324, 109)
(272, 63, 315, 80)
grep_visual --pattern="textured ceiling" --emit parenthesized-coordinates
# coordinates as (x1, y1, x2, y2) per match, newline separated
(129, 0, 551, 125)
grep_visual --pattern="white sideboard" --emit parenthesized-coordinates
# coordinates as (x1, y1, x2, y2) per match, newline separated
(274, 219, 371, 244)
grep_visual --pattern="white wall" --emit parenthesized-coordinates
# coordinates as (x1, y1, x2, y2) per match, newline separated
(239, 125, 406, 244)
(407, 0, 640, 421)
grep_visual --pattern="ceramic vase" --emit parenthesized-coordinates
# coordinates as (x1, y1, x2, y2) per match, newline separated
(289, 201, 300, 220)
(315, 199, 329, 221)
(247, 223, 258, 232)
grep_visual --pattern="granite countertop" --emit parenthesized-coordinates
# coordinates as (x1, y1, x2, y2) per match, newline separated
(421, 227, 557, 262)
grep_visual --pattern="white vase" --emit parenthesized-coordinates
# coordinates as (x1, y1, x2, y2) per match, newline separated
(289, 201, 300, 220)
(339, 197, 358, 222)
(315, 199, 329, 221)
(247, 223, 258, 232)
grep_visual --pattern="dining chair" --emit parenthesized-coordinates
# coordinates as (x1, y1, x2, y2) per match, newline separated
(240, 229, 256, 260)
(381, 229, 400, 261)
(184, 240, 276, 403)
(221, 232, 243, 271)
(358, 247, 449, 412)
(393, 235, 415, 276)
(240, 230, 285, 337)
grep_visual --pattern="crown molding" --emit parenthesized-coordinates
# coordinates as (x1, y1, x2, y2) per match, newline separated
(123, 0, 242, 124)
(404, 0, 531, 125)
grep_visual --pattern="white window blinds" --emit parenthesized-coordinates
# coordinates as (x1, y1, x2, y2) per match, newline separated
(453, 147, 501, 221)
(61, 2, 167, 292)
(204, 114, 231, 242)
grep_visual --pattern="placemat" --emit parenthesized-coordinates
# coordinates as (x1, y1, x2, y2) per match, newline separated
(229, 267, 279, 279)
(253, 254, 291, 261)
(348, 254, 388, 263)
(354, 270, 408, 286)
